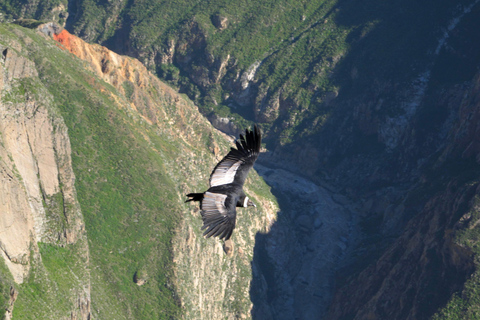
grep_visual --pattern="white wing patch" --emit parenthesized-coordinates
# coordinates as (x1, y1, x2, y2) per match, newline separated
(202, 192, 228, 216)
(201, 192, 235, 239)
(209, 159, 242, 187)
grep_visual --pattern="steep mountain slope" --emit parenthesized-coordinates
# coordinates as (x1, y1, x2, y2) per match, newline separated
(320, 7, 480, 318)
(323, 65, 480, 319)
(74, 2, 480, 319)
(0, 22, 276, 319)
(0, 23, 90, 319)
(55, 0, 478, 141)
(2, 0, 479, 159)
(3, 1, 480, 319)
(5, 0, 473, 140)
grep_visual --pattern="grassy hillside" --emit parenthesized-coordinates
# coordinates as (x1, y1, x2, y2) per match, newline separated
(0, 22, 276, 319)
(2, 0, 480, 318)
(2, 0, 478, 155)
(55, 0, 475, 145)
(0, 22, 182, 318)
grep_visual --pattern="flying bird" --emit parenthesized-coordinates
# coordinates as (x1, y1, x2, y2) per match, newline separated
(186, 125, 262, 240)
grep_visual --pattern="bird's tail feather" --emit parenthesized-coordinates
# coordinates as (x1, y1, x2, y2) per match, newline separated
(185, 193, 204, 203)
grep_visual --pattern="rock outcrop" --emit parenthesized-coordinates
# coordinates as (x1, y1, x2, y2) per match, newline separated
(323, 22, 480, 318)
(49, 26, 277, 319)
(0, 1, 479, 317)
(0, 27, 90, 319)
(326, 181, 476, 320)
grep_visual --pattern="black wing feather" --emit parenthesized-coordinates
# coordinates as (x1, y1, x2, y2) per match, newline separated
(200, 192, 236, 240)
(235, 141, 243, 152)
(209, 125, 261, 187)
(187, 126, 261, 241)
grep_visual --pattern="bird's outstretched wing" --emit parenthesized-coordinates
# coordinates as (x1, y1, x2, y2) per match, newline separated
(209, 125, 261, 187)
(200, 192, 236, 240)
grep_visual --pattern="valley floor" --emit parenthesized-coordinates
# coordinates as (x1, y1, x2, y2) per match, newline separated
(251, 162, 360, 319)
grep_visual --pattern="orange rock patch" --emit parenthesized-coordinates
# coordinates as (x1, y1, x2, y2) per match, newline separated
(53, 29, 75, 52)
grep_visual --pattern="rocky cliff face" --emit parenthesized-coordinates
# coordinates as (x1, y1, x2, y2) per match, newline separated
(52, 3, 480, 318)
(326, 181, 477, 320)
(0, 22, 277, 319)
(242, 3, 480, 319)
(83, 3, 480, 320)
(2, 1, 480, 317)
(51, 27, 278, 320)
(321, 8, 480, 318)
(0, 26, 90, 319)
(59, 0, 478, 150)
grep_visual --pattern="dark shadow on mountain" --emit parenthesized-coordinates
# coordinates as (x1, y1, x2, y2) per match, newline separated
(100, 0, 136, 56)
(249, 162, 354, 319)
(250, 231, 276, 319)
(249, 0, 480, 319)
(64, 0, 78, 31)
(249, 168, 296, 320)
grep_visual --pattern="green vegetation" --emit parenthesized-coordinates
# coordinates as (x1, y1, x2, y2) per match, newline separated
(0, 257, 14, 320)
(0, 20, 277, 319)
(433, 193, 480, 320)
(1, 0, 480, 317)
(60, 0, 474, 147)
(13, 243, 89, 319)
(0, 0, 475, 147)
(36, 40, 181, 320)
(13, 19, 47, 28)
(0, 0, 67, 24)
(0, 23, 182, 318)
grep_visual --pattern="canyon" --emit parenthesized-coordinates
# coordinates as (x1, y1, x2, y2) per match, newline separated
(1, 0, 480, 318)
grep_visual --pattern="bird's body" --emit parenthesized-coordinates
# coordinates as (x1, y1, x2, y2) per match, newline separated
(186, 125, 261, 240)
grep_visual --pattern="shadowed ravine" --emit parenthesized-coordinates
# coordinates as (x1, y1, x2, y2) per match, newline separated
(250, 162, 360, 319)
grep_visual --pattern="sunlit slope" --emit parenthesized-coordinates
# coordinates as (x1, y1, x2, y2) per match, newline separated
(0, 23, 276, 319)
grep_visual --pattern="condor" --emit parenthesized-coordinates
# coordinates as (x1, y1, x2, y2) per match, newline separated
(186, 125, 261, 240)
